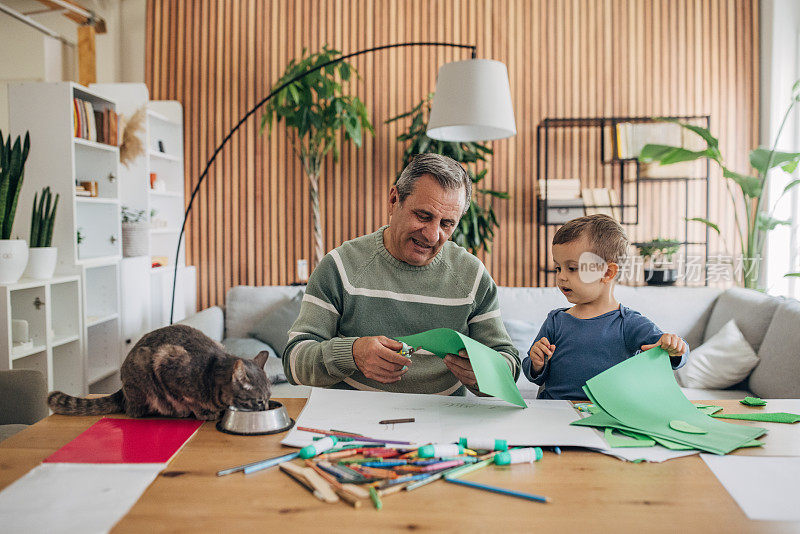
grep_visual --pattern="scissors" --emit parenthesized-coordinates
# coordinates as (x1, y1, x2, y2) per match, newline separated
(399, 342, 420, 357)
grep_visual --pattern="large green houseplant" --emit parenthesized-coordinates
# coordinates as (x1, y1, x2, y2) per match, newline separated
(639, 81, 800, 289)
(386, 94, 509, 255)
(260, 46, 373, 266)
(0, 130, 31, 283)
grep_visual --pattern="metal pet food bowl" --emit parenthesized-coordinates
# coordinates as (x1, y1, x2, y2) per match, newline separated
(216, 401, 295, 435)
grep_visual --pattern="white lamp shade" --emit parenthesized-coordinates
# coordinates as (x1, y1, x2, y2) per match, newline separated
(426, 59, 517, 142)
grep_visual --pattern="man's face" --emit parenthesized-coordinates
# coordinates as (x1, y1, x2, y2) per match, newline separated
(385, 174, 465, 266)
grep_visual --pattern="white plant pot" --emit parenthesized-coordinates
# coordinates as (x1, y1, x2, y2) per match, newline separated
(122, 222, 149, 257)
(24, 247, 58, 280)
(0, 239, 29, 284)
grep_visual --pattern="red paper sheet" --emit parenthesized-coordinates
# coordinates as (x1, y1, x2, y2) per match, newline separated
(44, 418, 203, 464)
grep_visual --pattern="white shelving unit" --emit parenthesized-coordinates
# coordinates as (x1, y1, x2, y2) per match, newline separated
(90, 83, 196, 350)
(0, 276, 84, 396)
(9, 82, 123, 394)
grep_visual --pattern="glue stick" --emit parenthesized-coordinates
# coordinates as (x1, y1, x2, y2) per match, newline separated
(494, 447, 543, 465)
(417, 443, 464, 458)
(458, 438, 508, 451)
(299, 436, 338, 459)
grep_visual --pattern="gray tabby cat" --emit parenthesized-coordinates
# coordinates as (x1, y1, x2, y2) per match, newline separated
(48, 324, 271, 420)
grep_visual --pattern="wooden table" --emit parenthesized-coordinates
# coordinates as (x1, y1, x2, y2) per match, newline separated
(1, 399, 799, 532)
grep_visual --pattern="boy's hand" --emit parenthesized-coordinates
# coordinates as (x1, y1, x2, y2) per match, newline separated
(529, 337, 555, 372)
(641, 333, 687, 358)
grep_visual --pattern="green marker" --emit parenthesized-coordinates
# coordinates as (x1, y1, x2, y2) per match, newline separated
(494, 447, 543, 465)
(458, 437, 508, 451)
(299, 436, 338, 459)
(417, 443, 464, 458)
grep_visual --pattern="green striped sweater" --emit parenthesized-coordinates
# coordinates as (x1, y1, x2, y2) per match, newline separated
(282, 226, 520, 395)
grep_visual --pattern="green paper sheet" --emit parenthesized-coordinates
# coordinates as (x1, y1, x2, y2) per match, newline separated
(397, 328, 526, 408)
(582, 348, 766, 454)
(711, 412, 800, 424)
(572, 405, 695, 450)
(669, 420, 707, 434)
(604, 428, 656, 448)
(740, 396, 767, 407)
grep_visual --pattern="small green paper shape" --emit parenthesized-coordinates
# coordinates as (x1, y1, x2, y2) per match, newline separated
(712, 412, 800, 424)
(669, 420, 708, 434)
(695, 404, 723, 415)
(740, 396, 767, 407)
(604, 428, 656, 448)
(397, 328, 526, 408)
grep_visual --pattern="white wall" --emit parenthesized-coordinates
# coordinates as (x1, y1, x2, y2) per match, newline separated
(0, 0, 146, 132)
(761, 0, 800, 297)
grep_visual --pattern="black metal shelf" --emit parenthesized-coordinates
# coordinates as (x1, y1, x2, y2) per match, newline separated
(536, 115, 712, 287)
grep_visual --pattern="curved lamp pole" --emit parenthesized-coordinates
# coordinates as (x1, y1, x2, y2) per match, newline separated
(170, 42, 516, 323)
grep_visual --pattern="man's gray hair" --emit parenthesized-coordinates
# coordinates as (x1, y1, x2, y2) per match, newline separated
(395, 154, 472, 216)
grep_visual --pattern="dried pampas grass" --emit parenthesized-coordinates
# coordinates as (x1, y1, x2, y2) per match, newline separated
(120, 106, 146, 168)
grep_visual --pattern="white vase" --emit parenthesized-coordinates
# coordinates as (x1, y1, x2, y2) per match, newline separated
(0, 240, 29, 284)
(122, 222, 149, 257)
(24, 247, 58, 280)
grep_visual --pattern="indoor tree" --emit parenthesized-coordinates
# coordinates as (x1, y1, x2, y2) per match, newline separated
(261, 46, 373, 266)
(639, 81, 800, 289)
(386, 94, 509, 255)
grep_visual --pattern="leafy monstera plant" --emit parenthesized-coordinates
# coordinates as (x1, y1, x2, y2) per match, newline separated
(639, 81, 800, 289)
(386, 94, 509, 255)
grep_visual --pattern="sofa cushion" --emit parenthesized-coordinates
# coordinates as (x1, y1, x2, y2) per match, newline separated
(676, 319, 759, 389)
(703, 287, 780, 352)
(749, 298, 800, 398)
(221, 337, 287, 384)
(225, 285, 305, 339)
(0, 424, 28, 443)
(248, 292, 303, 356)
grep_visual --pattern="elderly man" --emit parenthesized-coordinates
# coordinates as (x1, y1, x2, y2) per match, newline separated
(283, 153, 519, 396)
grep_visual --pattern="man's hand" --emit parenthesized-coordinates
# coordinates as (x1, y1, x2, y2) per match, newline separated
(444, 349, 478, 389)
(641, 333, 687, 358)
(352, 336, 411, 383)
(528, 337, 555, 373)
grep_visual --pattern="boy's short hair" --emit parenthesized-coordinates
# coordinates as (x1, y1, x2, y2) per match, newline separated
(552, 214, 629, 263)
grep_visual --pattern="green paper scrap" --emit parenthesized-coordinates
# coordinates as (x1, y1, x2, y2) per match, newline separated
(711, 412, 800, 424)
(740, 396, 768, 407)
(695, 405, 723, 415)
(604, 428, 656, 448)
(740, 439, 765, 448)
(669, 420, 708, 434)
(577, 348, 765, 454)
(397, 328, 526, 408)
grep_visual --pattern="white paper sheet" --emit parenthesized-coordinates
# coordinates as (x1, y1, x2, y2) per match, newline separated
(281, 388, 608, 449)
(0, 463, 164, 534)
(701, 455, 800, 521)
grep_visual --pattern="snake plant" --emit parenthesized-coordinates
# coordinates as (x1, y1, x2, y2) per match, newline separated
(30, 187, 59, 248)
(0, 130, 30, 240)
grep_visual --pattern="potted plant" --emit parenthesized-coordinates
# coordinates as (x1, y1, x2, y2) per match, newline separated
(386, 94, 509, 255)
(0, 130, 30, 284)
(639, 80, 800, 289)
(121, 206, 148, 257)
(634, 238, 682, 286)
(24, 186, 59, 279)
(261, 45, 373, 267)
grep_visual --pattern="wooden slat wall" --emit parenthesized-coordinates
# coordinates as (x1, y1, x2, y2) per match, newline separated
(146, 0, 759, 310)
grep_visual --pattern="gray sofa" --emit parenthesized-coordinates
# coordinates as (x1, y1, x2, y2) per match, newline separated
(0, 370, 49, 442)
(180, 285, 800, 400)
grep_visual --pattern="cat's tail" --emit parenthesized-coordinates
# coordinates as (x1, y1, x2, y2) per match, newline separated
(47, 389, 125, 415)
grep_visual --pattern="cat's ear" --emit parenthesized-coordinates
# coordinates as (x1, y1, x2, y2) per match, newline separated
(232, 359, 248, 384)
(253, 350, 270, 370)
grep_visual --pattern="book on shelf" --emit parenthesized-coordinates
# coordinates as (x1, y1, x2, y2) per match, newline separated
(72, 98, 119, 146)
(536, 179, 581, 200)
(581, 188, 619, 221)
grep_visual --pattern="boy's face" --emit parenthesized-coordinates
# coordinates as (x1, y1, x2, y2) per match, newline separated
(552, 235, 615, 304)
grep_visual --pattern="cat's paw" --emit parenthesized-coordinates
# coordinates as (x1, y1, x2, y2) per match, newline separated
(193, 410, 220, 420)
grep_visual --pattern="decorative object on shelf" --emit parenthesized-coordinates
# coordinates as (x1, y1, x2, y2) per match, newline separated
(260, 45, 374, 267)
(119, 106, 146, 168)
(11, 319, 30, 347)
(25, 186, 59, 280)
(121, 206, 149, 258)
(79, 180, 98, 197)
(387, 94, 509, 255)
(157, 140, 165, 153)
(170, 42, 516, 323)
(0, 130, 30, 284)
(152, 255, 168, 268)
(149, 172, 157, 189)
(634, 238, 682, 286)
(639, 81, 800, 289)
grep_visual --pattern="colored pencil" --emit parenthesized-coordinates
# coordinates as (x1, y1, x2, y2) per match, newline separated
(297, 426, 412, 445)
(378, 418, 415, 424)
(218, 451, 299, 476)
(441, 456, 496, 480)
(369, 486, 383, 510)
(444, 478, 550, 503)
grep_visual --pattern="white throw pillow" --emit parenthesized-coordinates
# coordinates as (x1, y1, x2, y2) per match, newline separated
(676, 319, 759, 389)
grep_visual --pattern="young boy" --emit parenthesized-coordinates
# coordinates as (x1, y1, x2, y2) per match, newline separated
(522, 214, 689, 400)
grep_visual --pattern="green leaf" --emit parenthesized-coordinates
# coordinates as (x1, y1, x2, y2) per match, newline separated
(750, 147, 800, 175)
(639, 144, 705, 164)
(785, 272, 800, 278)
(793, 79, 800, 102)
(756, 212, 791, 231)
(677, 122, 719, 148)
(686, 217, 721, 234)
(784, 179, 800, 195)
(339, 63, 351, 81)
(783, 160, 798, 173)
(722, 167, 763, 198)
